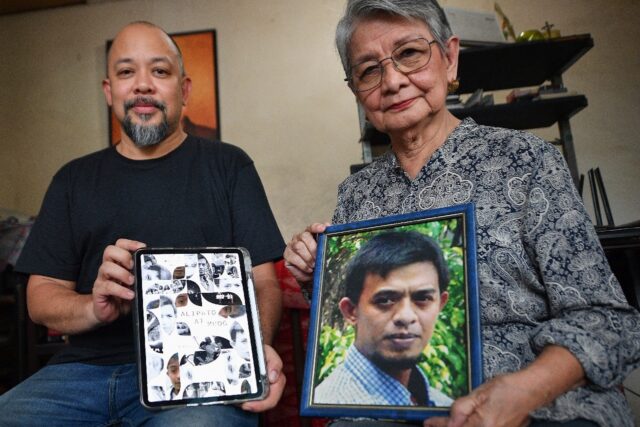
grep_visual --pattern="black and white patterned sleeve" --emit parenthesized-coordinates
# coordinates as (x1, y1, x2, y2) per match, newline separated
(332, 178, 353, 226)
(525, 142, 640, 387)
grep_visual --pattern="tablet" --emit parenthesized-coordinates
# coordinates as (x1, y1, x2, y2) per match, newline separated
(133, 247, 268, 409)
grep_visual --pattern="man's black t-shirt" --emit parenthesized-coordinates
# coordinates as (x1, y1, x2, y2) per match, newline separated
(16, 136, 285, 365)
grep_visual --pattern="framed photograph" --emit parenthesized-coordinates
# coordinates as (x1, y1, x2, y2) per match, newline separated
(108, 29, 220, 145)
(300, 203, 482, 421)
(133, 247, 268, 409)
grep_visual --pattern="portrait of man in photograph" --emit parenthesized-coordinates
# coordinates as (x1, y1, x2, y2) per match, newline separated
(313, 230, 453, 407)
(166, 353, 181, 400)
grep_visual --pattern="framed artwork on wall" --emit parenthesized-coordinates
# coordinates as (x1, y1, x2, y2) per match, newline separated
(300, 203, 483, 422)
(107, 29, 220, 145)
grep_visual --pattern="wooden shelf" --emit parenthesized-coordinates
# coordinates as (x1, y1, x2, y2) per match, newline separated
(457, 35, 594, 94)
(450, 95, 588, 130)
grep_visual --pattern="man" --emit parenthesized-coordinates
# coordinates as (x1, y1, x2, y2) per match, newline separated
(142, 255, 171, 280)
(195, 336, 222, 365)
(231, 321, 252, 360)
(158, 295, 177, 336)
(176, 321, 191, 336)
(0, 21, 285, 425)
(314, 231, 453, 407)
(167, 353, 181, 400)
(184, 254, 199, 279)
(197, 253, 218, 291)
(170, 278, 185, 293)
(147, 311, 162, 349)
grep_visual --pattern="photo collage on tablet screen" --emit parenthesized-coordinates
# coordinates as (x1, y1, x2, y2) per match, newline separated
(140, 252, 256, 402)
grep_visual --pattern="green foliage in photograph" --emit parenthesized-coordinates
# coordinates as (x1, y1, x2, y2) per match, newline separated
(316, 324, 355, 382)
(315, 217, 469, 399)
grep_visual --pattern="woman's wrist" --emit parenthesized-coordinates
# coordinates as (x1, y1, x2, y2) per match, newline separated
(517, 345, 586, 409)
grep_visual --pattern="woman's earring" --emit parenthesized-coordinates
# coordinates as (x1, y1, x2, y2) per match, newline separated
(447, 79, 460, 94)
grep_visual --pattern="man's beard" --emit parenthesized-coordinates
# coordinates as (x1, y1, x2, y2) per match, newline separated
(122, 97, 170, 148)
(370, 352, 419, 372)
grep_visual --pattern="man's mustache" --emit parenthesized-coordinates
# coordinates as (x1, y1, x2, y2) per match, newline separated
(124, 97, 167, 114)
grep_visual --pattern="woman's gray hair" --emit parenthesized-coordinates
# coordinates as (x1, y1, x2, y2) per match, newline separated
(335, 0, 453, 75)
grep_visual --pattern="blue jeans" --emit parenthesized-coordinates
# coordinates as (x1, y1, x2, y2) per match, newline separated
(0, 363, 257, 427)
(327, 420, 598, 427)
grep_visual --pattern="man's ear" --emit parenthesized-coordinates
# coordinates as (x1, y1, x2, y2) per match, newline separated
(338, 297, 358, 325)
(439, 291, 449, 310)
(102, 78, 113, 107)
(181, 76, 192, 106)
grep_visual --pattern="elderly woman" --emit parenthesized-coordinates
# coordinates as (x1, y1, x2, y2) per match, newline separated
(284, 1, 640, 426)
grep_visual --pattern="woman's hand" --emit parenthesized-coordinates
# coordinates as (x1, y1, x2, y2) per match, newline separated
(424, 373, 534, 427)
(283, 222, 330, 285)
(241, 344, 286, 412)
(424, 346, 585, 427)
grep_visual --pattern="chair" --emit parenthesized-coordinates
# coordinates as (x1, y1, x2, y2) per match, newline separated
(598, 227, 640, 310)
(262, 260, 328, 427)
(582, 167, 640, 310)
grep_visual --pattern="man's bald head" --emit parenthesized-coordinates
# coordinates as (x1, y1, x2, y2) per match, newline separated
(108, 21, 185, 76)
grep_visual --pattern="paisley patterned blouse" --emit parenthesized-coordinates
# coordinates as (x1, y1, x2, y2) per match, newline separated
(332, 118, 640, 426)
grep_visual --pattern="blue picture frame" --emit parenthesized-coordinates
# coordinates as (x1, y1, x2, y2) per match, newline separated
(300, 203, 482, 421)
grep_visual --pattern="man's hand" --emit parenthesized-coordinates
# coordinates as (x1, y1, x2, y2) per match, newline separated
(283, 222, 329, 285)
(241, 344, 286, 412)
(91, 238, 146, 325)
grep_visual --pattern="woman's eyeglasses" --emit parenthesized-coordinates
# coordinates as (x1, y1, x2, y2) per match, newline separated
(346, 38, 437, 92)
